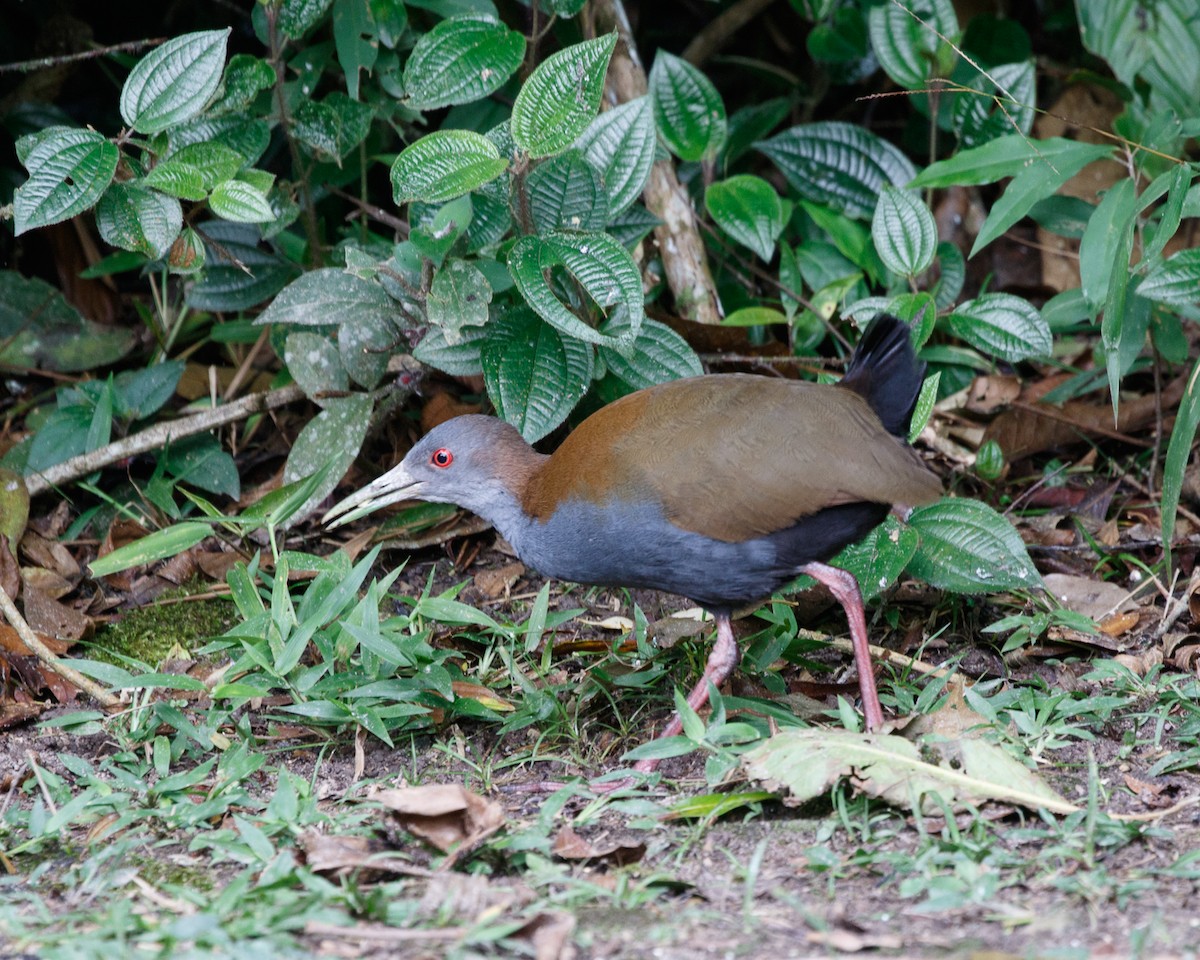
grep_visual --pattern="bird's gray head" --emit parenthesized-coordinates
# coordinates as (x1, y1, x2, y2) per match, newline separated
(322, 415, 541, 528)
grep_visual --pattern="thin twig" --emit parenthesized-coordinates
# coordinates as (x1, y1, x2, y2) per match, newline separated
(0, 586, 120, 708)
(0, 37, 166, 74)
(24, 384, 305, 496)
(681, 0, 779, 66)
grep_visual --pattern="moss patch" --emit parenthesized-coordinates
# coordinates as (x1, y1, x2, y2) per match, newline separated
(90, 584, 237, 667)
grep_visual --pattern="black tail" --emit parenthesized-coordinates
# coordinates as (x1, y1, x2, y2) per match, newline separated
(840, 314, 924, 439)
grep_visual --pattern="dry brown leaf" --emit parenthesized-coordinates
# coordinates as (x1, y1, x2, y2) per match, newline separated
(1112, 649, 1164, 676)
(1163, 633, 1200, 675)
(21, 566, 74, 599)
(375, 784, 505, 854)
(158, 549, 198, 585)
(984, 375, 1186, 462)
(1122, 773, 1169, 808)
(299, 829, 432, 877)
(0, 699, 45, 729)
(19, 530, 80, 580)
(450, 681, 514, 713)
(551, 825, 646, 865)
(0, 535, 18, 600)
(473, 561, 525, 599)
(194, 549, 245, 581)
(964, 374, 1021, 414)
(0, 623, 70, 656)
(513, 911, 577, 960)
(806, 926, 904, 952)
(1043, 573, 1138, 622)
(22, 584, 91, 643)
(1098, 611, 1140, 637)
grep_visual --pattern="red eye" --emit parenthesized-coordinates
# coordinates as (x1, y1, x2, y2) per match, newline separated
(430, 448, 453, 468)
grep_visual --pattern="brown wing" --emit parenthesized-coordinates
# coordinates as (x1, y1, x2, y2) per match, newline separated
(532, 374, 940, 543)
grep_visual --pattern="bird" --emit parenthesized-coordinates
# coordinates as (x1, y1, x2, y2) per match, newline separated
(323, 314, 942, 775)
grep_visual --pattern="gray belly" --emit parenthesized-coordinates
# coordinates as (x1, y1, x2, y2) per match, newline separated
(506, 499, 785, 610)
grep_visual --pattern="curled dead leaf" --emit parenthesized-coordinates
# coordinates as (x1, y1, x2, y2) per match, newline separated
(551, 825, 646, 866)
(375, 784, 505, 855)
(299, 829, 432, 877)
(473, 561, 525, 599)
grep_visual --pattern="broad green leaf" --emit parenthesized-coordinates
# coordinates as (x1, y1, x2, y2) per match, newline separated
(970, 143, 1115, 255)
(743, 728, 1075, 815)
(285, 331, 347, 400)
(0, 469, 29, 549)
(13, 128, 119, 234)
(1078, 0, 1200, 120)
(164, 435, 240, 498)
(1162, 355, 1200, 571)
(481, 309, 594, 442)
(258, 268, 396, 328)
(26, 407, 91, 473)
(598, 316, 703, 389)
(909, 372, 940, 443)
(409, 194, 474, 267)
(722, 306, 789, 327)
(89, 523, 212, 578)
(791, 516, 918, 603)
(527, 149, 608, 232)
(912, 135, 1113, 189)
(1079, 179, 1136, 308)
(1142, 165, 1193, 268)
(947, 293, 1051, 362)
(155, 141, 244, 189)
(293, 93, 374, 160)
(705, 175, 784, 261)
(283, 394, 373, 523)
(1139, 248, 1200, 307)
(95, 182, 183, 259)
(209, 179, 275, 223)
(211, 54, 275, 114)
(934, 241, 965, 310)
(338, 313, 397, 389)
(279, 0, 334, 38)
(0, 272, 135, 372)
(801, 201, 886, 280)
(649, 51, 727, 162)
(120, 29, 231, 134)
(333, 0, 378, 100)
(953, 60, 1036, 148)
(404, 15, 525, 110)
(167, 115, 271, 166)
(871, 186, 936, 277)
(427, 259, 492, 343)
(907, 498, 1042, 592)
(757, 122, 917, 219)
(412, 323, 487, 376)
(143, 162, 209, 201)
(868, 0, 959, 89)
(511, 33, 617, 158)
(507, 231, 644, 347)
(575, 96, 656, 215)
(111, 363, 183, 420)
(186, 222, 300, 311)
(607, 203, 662, 248)
(1099, 198, 1139, 413)
(390, 130, 508, 204)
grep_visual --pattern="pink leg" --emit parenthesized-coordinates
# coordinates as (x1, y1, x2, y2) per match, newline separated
(632, 612, 739, 774)
(800, 561, 884, 731)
